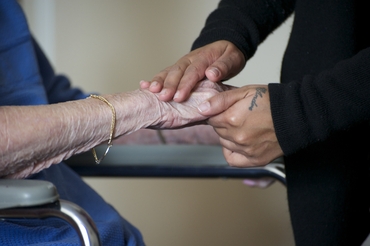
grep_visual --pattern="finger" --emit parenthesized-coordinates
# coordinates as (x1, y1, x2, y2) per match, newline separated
(222, 138, 283, 167)
(149, 68, 171, 93)
(218, 136, 248, 156)
(158, 61, 196, 102)
(243, 178, 276, 188)
(222, 147, 253, 167)
(139, 80, 150, 89)
(173, 78, 203, 102)
(159, 57, 199, 102)
(198, 88, 246, 116)
(150, 62, 193, 95)
(207, 108, 237, 129)
(205, 43, 246, 82)
(173, 41, 245, 102)
(220, 137, 264, 167)
(173, 60, 211, 102)
(205, 55, 243, 82)
(207, 96, 247, 130)
(148, 81, 162, 93)
(210, 122, 237, 143)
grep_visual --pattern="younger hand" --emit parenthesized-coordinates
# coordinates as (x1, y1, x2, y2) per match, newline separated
(140, 40, 245, 102)
(198, 85, 283, 167)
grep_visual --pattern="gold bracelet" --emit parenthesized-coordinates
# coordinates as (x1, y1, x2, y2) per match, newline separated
(88, 94, 116, 164)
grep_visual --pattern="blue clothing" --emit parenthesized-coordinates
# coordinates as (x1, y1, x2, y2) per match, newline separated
(0, 1, 144, 245)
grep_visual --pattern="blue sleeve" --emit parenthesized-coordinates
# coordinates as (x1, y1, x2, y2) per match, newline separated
(0, 0, 88, 106)
(0, 0, 49, 106)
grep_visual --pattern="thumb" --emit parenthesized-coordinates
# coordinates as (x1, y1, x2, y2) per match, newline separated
(197, 89, 245, 116)
(205, 44, 245, 82)
(205, 59, 243, 82)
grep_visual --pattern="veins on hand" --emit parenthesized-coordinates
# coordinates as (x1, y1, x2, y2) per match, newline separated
(249, 87, 267, 111)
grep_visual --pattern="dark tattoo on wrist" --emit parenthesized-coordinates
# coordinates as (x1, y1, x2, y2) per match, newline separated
(249, 87, 267, 111)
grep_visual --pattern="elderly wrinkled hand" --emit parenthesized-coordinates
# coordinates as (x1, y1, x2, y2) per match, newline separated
(146, 79, 230, 129)
(0, 80, 227, 178)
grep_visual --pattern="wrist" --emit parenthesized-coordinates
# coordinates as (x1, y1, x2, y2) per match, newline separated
(104, 89, 162, 137)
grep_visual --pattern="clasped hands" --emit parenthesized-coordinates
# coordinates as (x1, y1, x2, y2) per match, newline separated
(141, 40, 284, 188)
(147, 81, 283, 168)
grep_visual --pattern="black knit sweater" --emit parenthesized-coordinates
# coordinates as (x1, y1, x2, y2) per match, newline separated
(192, 0, 370, 156)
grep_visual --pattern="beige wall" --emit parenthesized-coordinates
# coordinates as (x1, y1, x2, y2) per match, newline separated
(21, 1, 294, 245)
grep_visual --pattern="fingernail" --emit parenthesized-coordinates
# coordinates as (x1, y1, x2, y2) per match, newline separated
(150, 81, 158, 89)
(140, 80, 148, 87)
(243, 180, 256, 186)
(209, 67, 220, 77)
(198, 101, 210, 113)
(159, 88, 167, 96)
(173, 91, 180, 100)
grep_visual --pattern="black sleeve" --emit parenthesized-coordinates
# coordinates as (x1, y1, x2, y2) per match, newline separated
(269, 48, 370, 155)
(191, 0, 295, 59)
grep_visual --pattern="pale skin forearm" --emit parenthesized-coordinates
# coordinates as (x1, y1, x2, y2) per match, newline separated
(0, 90, 156, 178)
(0, 80, 227, 178)
(114, 126, 221, 145)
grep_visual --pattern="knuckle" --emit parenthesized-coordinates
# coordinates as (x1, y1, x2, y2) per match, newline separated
(225, 113, 242, 127)
(159, 66, 172, 74)
(234, 134, 248, 145)
(185, 66, 204, 81)
(196, 49, 211, 58)
(168, 64, 184, 73)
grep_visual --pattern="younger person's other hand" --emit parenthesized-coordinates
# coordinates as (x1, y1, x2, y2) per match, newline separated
(140, 40, 245, 102)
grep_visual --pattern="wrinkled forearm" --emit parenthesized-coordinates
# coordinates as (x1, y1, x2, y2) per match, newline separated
(160, 125, 220, 145)
(0, 80, 225, 178)
(115, 126, 220, 145)
(0, 89, 156, 178)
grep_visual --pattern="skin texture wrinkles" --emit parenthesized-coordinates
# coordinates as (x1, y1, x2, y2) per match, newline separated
(1, 80, 226, 178)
